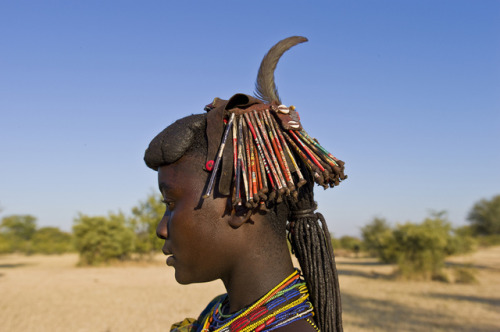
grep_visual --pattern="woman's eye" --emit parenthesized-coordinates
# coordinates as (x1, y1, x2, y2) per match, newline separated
(162, 200, 175, 211)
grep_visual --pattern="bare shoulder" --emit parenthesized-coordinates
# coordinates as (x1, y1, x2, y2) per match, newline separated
(272, 318, 318, 332)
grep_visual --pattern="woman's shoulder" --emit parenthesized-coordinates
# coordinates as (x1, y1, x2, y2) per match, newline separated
(170, 294, 227, 332)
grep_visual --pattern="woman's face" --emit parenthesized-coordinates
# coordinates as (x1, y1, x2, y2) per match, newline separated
(156, 155, 239, 284)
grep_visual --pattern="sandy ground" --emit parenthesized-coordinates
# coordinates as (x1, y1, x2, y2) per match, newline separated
(1, 247, 499, 332)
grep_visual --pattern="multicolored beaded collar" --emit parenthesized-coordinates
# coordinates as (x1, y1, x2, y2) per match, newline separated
(200, 270, 315, 332)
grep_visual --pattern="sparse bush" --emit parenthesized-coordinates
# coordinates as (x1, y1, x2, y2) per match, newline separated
(339, 235, 362, 252)
(73, 213, 134, 265)
(31, 227, 73, 254)
(453, 264, 478, 284)
(361, 218, 397, 263)
(474, 234, 500, 247)
(130, 193, 164, 257)
(330, 234, 340, 250)
(446, 228, 476, 255)
(392, 217, 452, 280)
(467, 194, 500, 236)
(362, 213, 477, 281)
(0, 214, 37, 253)
(0, 233, 12, 254)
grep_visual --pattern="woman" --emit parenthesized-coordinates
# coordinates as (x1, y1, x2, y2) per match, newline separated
(144, 36, 346, 332)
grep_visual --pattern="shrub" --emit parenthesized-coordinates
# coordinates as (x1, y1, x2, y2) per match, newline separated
(0, 233, 12, 254)
(330, 234, 340, 250)
(0, 214, 37, 253)
(467, 194, 500, 236)
(453, 264, 478, 284)
(339, 236, 362, 252)
(73, 213, 134, 265)
(31, 227, 73, 254)
(361, 218, 397, 263)
(130, 193, 164, 257)
(392, 218, 451, 279)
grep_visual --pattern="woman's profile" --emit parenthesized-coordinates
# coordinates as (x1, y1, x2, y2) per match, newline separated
(144, 36, 347, 332)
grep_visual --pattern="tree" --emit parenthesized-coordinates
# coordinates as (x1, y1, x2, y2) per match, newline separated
(31, 227, 73, 254)
(73, 212, 135, 265)
(361, 213, 475, 280)
(392, 217, 452, 280)
(0, 214, 37, 253)
(467, 195, 500, 235)
(339, 235, 362, 251)
(361, 217, 397, 263)
(130, 193, 164, 257)
(0, 215, 37, 240)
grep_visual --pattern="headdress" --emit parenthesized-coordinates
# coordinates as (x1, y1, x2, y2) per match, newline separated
(145, 37, 347, 206)
(200, 36, 347, 208)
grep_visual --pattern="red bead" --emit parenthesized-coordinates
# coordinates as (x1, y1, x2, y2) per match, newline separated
(266, 316, 276, 325)
(249, 307, 268, 321)
(231, 317, 250, 331)
(255, 323, 266, 332)
(206, 160, 214, 171)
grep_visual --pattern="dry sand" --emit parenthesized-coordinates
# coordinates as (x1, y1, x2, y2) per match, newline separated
(1, 247, 499, 332)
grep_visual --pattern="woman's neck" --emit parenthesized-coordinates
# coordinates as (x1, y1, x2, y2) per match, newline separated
(221, 244, 295, 313)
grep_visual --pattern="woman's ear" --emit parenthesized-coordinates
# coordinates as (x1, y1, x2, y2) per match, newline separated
(228, 206, 254, 228)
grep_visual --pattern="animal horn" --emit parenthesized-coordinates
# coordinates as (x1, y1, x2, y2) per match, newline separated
(254, 36, 308, 104)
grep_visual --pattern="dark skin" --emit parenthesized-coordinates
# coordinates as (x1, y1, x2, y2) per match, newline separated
(156, 155, 316, 331)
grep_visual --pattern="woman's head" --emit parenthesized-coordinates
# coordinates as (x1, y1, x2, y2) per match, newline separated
(144, 36, 346, 331)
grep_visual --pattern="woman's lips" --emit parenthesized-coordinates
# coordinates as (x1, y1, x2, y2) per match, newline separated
(166, 255, 175, 266)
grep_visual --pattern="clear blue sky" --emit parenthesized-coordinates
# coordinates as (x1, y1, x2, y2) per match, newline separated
(1, 1, 499, 237)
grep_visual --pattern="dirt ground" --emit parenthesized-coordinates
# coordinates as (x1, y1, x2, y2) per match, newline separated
(1, 247, 499, 332)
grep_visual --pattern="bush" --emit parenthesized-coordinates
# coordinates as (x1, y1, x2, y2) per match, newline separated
(339, 235, 362, 252)
(446, 227, 476, 255)
(330, 234, 340, 250)
(31, 227, 73, 254)
(392, 218, 451, 280)
(453, 264, 478, 284)
(467, 194, 500, 236)
(362, 213, 477, 281)
(361, 218, 398, 263)
(130, 193, 164, 257)
(73, 213, 135, 265)
(0, 214, 37, 253)
(0, 233, 12, 254)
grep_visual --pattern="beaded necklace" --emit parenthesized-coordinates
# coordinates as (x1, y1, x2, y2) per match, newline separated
(200, 270, 314, 332)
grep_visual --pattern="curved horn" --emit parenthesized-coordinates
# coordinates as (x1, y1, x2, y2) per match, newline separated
(254, 36, 308, 104)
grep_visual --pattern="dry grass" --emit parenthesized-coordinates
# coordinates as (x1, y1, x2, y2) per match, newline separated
(1, 247, 499, 332)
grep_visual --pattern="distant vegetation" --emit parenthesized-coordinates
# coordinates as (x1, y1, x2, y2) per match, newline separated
(0, 193, 163, 263)
(1, 193, 499, 275)
(332, 194, 500, 281)
(0, 214, 73, 254)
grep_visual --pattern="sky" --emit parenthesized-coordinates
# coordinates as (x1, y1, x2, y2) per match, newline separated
(0, 1, 499, 237)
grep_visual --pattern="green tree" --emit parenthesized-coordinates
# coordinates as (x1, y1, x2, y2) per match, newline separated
(361, 217, 397, 263)
(392, 216, 452, 280)
(130, 193, 164, 257)
(467, 195, 500, 235)
(31, 227, 73, 254)
(0, 214, 37, 253)
(330, 234, 340, 250)
(1, 214, 37, 240)
(339, 235, 362, 251)
(73, 212, 134, 265)
(0, 233, 11, 254)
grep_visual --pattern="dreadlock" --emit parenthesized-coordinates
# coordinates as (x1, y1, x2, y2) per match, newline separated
(286, 171, 343, 332)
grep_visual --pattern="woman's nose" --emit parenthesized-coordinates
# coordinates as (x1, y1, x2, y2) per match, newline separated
(156, 213, 168, 240)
